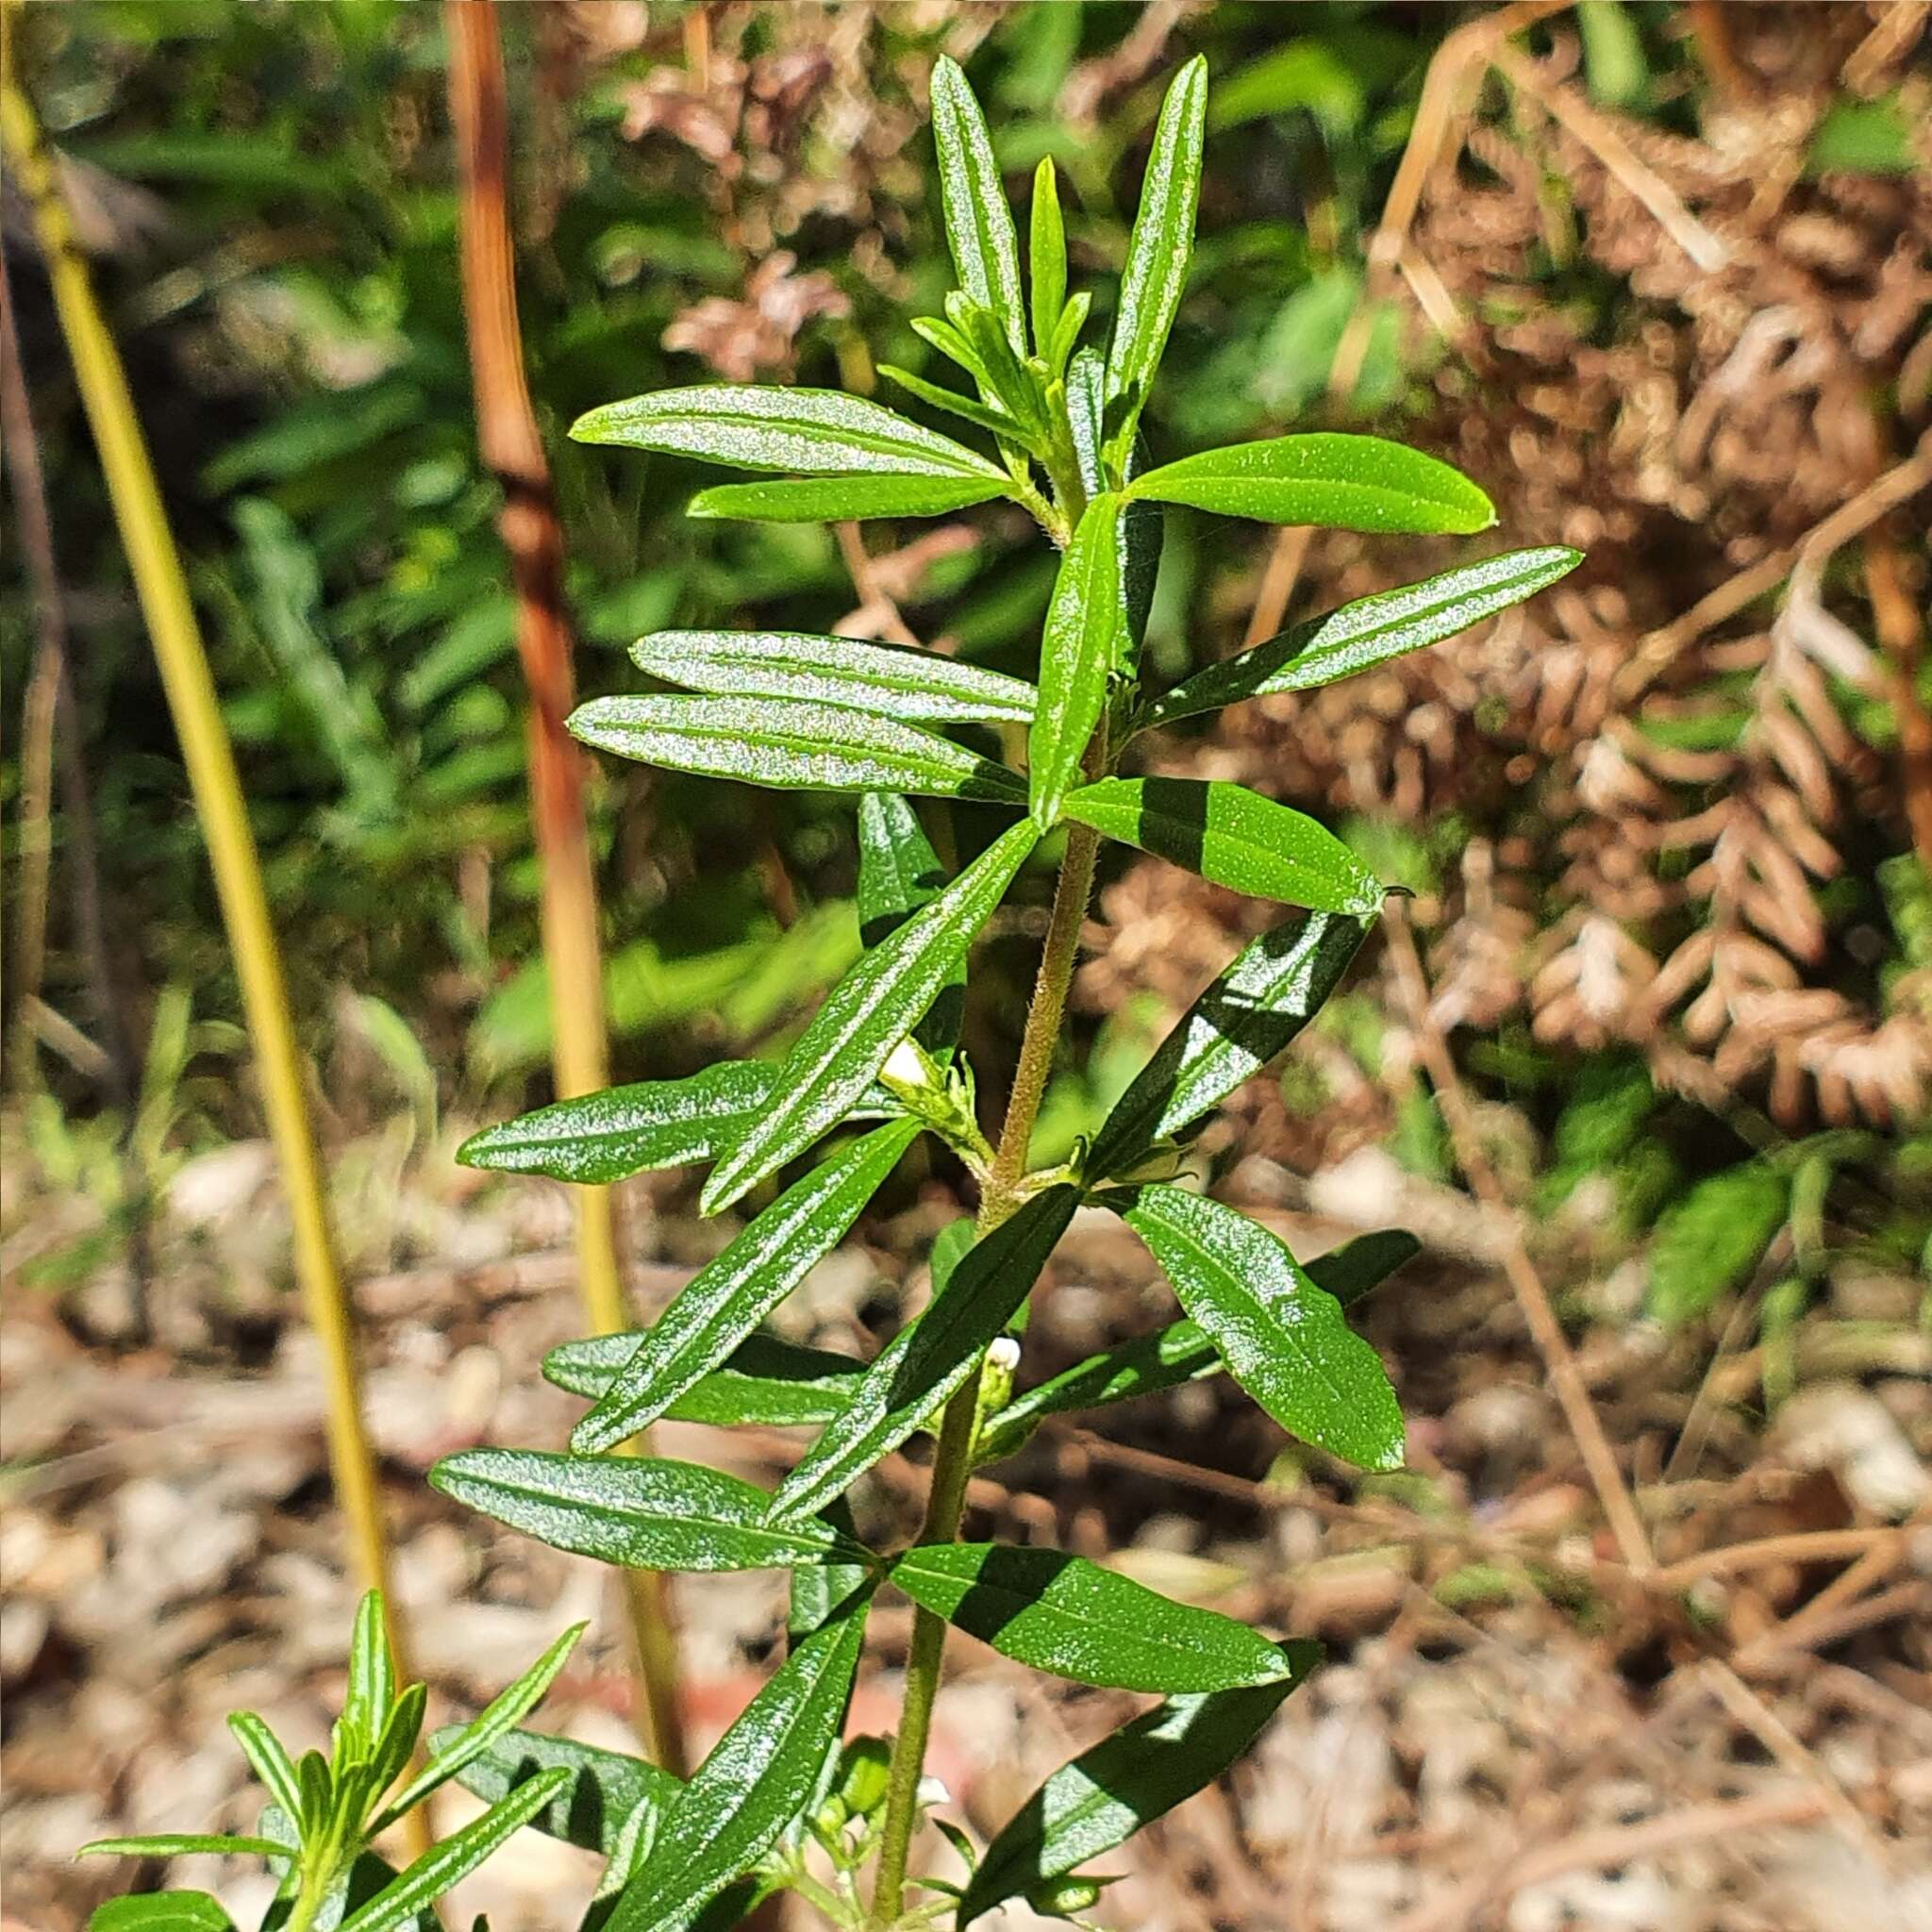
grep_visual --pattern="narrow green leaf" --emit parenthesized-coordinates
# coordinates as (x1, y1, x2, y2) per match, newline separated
(341, 1591, 393, 1753)
(547, 1331, 864, 1429)
(686, 474, 1008, 524)
(1127, 432, 1495, 534)
(1067, 350, 1159, 655)
(948, 294, 1041, 430)
(702, 819, 1041, 1214)
(80, 1836, 292, 1863)
(373, 1624, 585, 1830)
(336, 1769, 570, 1932)
(570, 1120, 921, 1452)
(569, 694, 1026, 805)
(458, 1061, 901, 1188)
(1113, 1185, 1406, 1470)
(788, 1498, 874, 1647)
(908, 313, 991, 387)
(1063, 776, 1383, 913)
(975, 1228, 1419, 1464)
(89, 1896, 235, 1932)
(858, 792, 946, 945)
(364, 1684, 427, 1803)
(438, 1725, 677, 1861)
(977, 1318, 1222, 1465)
(600, 1601, 870, 1932)
(571, 385, 1004, 480)
(295, 1751, 331, 1837)
(1028, 157, 1067, 359)
(890, 1543, 1295, 1692)
(1047, 291, 1091, 381)
(858, 792, 959, 1051)
(1051, 291, 1097, 382)
(430, 1450, 878, 1574)
(1142, 548, 1582, 729)
(1029, 494, 1127, 827)
(1104, 56, 1208, 471)
(958, 1656, 1317, 1924)
(770, 1186, 1080, 1521)
(631, 630, 1036, 725)
(227, 1713, 304, 1827)
(930, 58, 1026, 357)
(1085, 905, 1375, 1179)
(877, 363, 1032, 448)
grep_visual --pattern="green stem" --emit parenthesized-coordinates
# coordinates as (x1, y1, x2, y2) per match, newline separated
(867, 815, 1101, 1926)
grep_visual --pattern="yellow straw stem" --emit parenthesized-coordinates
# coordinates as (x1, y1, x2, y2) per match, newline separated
(0, 65, 422, 1824)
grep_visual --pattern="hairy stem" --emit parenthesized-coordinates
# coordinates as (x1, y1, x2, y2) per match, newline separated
(869, 815, 1101, 1924)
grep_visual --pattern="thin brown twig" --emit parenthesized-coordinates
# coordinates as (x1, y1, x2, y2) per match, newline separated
(444, 0, 688, 1778)
(1733, 1530, 1910, 1670)
(1616, 433, 1932, 701)
(1698, 1657, 1890, 1868)
(1648, 1525, 1905, 1593)
(1384, 899, 1654, 1575)
(1866, 535, 1932, 870)
(1491, 40, 1729, 271)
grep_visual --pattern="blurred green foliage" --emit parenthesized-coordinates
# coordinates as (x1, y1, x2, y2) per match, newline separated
(5, 1, 1927, 1325)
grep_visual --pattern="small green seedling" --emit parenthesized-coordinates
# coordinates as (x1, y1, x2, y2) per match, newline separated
(81, 1591, 582, 1932)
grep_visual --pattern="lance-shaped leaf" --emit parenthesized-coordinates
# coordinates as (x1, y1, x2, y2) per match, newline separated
(372, 1624, 585, 1831)
(703, 818, 1041, 1214)
(81, 1835, 292, 1863)
(957, 1653, 1317, 1924)
(572, 384, 1005, 482)
(548, 1331, 865, 1430)
(930, 58, 1026, 358)
(977, 1227, 1419, 1461)
(600, 1601, 870, 1932)
(430, 1450, 880, 1575)
(89, 1898, 235, 1932)
(336, 1770, 570, 1932)
(1112, 1185, 1405, 1471)
(1029, 493, 1127, 827)
(227, 1712, 304, 1826)
(571, 1120, 920, 1452)
(890, 1543, 1296, 1693)
(569, 694, 1026, 805)
(878, 362, 1033, 449)
(1066, 350, 1159, 657)
(788, 1497, 874, 1647)
(631, 629, 1036, 725)
(1029, 157, 1067, 359)
(771, 1186, 1080, 1521)
(441, 1726, 677, 1861)
(1105, 55, 1208, 471)
(1127, 433, 1494, 534)
(858, 791, 960, 1051)
(341, 1590, 394, 1754)
(458, 1061, 904, 1188)
(1142, 547, 1583, 729)
(688, 473, 1008, 524)
(1085, 906, 1374, 1180)
(1063, 776, 1382, 913)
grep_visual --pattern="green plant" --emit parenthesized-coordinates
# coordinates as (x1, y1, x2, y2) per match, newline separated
(434, 53, 1575, 1932)
(77, 48, 1575, 1932)
(428, 54, 1579, 1931)
(80, 1591, 581, 1932)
